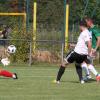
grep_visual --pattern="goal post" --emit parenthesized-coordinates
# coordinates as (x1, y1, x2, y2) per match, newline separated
(33, 0, 37, 51)
(64, 0, 69, 51)
(0, 12, 26, 32)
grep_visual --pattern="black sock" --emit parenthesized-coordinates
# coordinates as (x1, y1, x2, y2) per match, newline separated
(75, 63, 83, 81)
(56, 66, 65, 81)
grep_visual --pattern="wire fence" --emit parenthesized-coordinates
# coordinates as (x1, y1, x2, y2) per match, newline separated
(0, 39, 100, 66)
(0, 39, 65, 66)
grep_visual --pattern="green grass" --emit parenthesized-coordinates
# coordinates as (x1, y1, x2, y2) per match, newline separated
(0, 64, 100, 100)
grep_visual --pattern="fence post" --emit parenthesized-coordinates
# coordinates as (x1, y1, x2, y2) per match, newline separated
(61, 42, 64, 63)
(29, 41, 32, 66)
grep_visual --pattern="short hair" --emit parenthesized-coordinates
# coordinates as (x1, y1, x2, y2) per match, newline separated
(84, 17, 93, 23)
(79, 19, 87, 27)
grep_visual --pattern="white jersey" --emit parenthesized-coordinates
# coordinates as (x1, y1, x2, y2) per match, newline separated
(88, 31, 92, 39)
(74, 29, 91, 55)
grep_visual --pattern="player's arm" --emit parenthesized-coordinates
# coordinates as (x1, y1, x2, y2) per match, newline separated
(95, 36, 100, 50)
(87, 40, 92, 55)
(85, 32, 92, 55)
(69, 43, 76, 48)
(93, 29, 100, 51)
(0, 31, 2, 35)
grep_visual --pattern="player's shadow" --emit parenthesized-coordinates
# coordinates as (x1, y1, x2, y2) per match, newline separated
(85, 78, 96, 83)
(61, 80, 79, 83)
(61, 79, 96, 84)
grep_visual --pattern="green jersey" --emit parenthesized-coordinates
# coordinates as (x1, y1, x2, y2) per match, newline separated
(89, 25, 100, 49)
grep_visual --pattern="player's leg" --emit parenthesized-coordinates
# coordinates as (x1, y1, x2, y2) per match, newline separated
(55, 62, 68, 84)
(0, 69, 18, 79)
(81, 62, 90, 76)
(88, 64, 100, 82)
(88, 64, 100, 81)
(54, 51, 74, 84)
(55, 50, 85, 84)
(85, 56, 100, 81)
(75, 53, 88, 84)
(81, 62, 91, 79)
(75, 63, 84, 83)
(83, 56, 93, 80)
(88, 64, 98, 76)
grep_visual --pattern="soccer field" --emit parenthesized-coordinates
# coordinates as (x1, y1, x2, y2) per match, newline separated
(0, 64, 100, 100)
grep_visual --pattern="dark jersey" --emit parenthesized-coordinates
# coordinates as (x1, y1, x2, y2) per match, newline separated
(89, 25, 100, 49)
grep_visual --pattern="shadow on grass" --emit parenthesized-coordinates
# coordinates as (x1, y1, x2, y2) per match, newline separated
(61, 80, 79, 83)
(61, 78, 96, 84)
(85, 78, 96, 83)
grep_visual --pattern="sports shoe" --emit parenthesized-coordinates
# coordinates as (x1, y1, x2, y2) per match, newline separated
(83, 75, 92, 81)
(96, 74, 100, 82)
(87, 75, 92, 79)
(80, 80, 85, 84)
(53, 80, 60, 84)
(13, 73, 18, 79)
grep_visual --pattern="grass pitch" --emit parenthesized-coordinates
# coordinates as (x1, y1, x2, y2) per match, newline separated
(0, 63, 100, 100)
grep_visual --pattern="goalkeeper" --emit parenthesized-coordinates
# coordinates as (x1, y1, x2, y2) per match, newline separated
(0, 47, 18, 79)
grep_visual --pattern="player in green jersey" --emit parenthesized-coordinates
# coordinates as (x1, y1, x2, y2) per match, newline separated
(85, 17, 100, 53)
(81, 17, 100, 82)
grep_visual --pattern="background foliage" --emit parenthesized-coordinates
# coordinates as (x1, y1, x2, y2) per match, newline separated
(0, 0, 100, 63)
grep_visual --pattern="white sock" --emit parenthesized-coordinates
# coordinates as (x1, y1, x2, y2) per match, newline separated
(81, 63, 90, 76)
(88, 64, 98, 76)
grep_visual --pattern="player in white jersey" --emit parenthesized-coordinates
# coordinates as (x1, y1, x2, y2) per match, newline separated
(54, 20, 91, 84)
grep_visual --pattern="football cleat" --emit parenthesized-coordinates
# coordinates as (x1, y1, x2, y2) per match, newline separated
(83, 75, 92, 81)
(80, 80, 85, 84)
(53, 80, 60, 84)
(96, 75, 100, 82)
(87, 75, 92, 79)
(13, 73, 18, 79)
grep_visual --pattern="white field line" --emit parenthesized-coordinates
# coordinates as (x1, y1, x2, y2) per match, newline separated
(15, 69, 57, 71)
(21, 75, 55, 78)
(12, 68, 73, 71)
(19, 71, 73, 78)
(5, 68, 73, 78)
(0, 94, 60, 98)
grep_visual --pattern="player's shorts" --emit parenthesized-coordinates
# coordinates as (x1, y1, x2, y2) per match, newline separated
(64, 50, 87, 64)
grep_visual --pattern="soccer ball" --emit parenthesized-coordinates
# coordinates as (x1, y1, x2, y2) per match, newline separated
(7, 45, 16, 54)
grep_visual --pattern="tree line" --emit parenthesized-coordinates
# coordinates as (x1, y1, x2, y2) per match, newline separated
(0, 0, 100, 31)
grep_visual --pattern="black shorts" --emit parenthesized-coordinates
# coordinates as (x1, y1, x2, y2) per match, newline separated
(64, 50, 87, 64)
